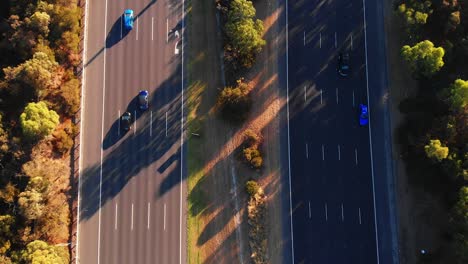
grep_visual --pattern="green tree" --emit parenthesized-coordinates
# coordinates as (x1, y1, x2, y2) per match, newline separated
(0, 113, 10, 162)
(401, 40, 445, 77)
(59, 77, 80, 115)
(18, 188, 45, 221)
(424, 139, 449, 162)
(17, 240, 69, 264)
(20, 101, 60, 140)
(3, 52, 59, 98)
(25, 11, 51, 37)
(448, 79, 468, 112)
(245, 180, 259, 196)
(226, 0, 265, 68)
(217, 79, 251, 121)
(397, 0, 432, 32)
(451, 187, 468, 262)
(0, 215, 14, 254)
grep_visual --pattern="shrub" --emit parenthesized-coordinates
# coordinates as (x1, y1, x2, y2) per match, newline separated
(53, 128, 73, 154)
(245, 180, 259, 197)
(251, 156, 263, 169)
(244, 147, 260, 162)
(244, 129, 260, 146)
(217, 78, 251, 121)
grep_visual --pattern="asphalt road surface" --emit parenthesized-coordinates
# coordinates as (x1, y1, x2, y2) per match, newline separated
(284, 0, 399, 263)
(77, 0, 186, 263)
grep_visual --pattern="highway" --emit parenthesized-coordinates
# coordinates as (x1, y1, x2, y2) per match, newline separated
(285, 0, 398, 263)
(77, 0, 186, 263)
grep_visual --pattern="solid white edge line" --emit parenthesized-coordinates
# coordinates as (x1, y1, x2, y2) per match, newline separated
(180, 0, 185, 261)
(96, 0, 109, 262)
(76, 0, 91, 260)
(359, 207, 362, 224)
(166, 18, 169, 43)
(351, 33, 354, 50)
(308, 201, 311, 219)
(362, 0, 381, 262)
(303, 30, 306, 46)
(152, 17, 154, 41)
(335, 32, 337, 48)
(305, 143, 308, 159)
(322, 144, 325, 160)
(285, 0, 295, 262)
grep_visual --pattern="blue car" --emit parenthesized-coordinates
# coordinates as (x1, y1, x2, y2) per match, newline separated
(359, 104, 369, 126)
(138, 90, 149, 110)
(123, 9, 134, 30)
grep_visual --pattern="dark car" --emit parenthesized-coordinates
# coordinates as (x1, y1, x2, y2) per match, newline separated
(138, 90, 149, 110)
(123, 9, 134, 30)
(338, 52, 350, 77)
(121, 111, 132, 131)
(359, 104, 369, 126)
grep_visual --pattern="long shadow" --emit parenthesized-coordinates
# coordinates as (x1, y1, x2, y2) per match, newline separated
(80, 63, 183, 221)
(106, 16, 130, 49)
(135, 0, 158, 19)
(102, 96, 141, 150)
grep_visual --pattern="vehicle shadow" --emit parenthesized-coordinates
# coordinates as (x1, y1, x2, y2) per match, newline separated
(80, 63, 184, 221)
(102, 96, 141, 150)
(106, 16, 130, 49)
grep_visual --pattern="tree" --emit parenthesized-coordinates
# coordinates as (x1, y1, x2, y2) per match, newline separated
(18, 188, 45, 221)
(59, 77, 80, 116)
(16, 240, 69, 264)
(424, 139, 449, 161)
(401, 40, 445, 77)
(3, 52, 59, 98)
(25, 11, 51, 37)
(0, 113, 10, 162)
(245, 180, 259, 196)
(450, 187, 468, 262)
(226, 0, 266, 68)
(217, 78, 251, 121)
(0, 215, 14, 254)
(397, 0, 432, 37)
(20, 101, 60, 140)
(448, 79, 468, 112)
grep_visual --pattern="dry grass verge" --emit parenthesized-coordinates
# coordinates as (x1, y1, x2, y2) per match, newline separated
(247, 183, 267, 264)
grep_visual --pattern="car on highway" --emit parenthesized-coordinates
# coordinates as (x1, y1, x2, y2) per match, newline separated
(123, 9, 134, 30)
(337, 52, 350, 76)
(359, 104, 369, 126)
(138, 90, 149, 110)
(121, 111, 132, 131)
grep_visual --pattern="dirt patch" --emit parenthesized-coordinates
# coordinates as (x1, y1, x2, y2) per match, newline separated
(186, 0, 284, 263)
(383, 2, 450, 263)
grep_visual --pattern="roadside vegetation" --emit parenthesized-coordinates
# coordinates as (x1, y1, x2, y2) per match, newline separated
(395, 0, 468, 262)
(0, 0, 82, 262)
(217, 0, 268, 261)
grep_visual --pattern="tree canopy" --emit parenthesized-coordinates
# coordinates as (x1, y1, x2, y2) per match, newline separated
(424, 139, 449, 161)
(20, 101, 60, 139)
(226, 0, 265, 68)
(448, 79, 468, 112)
(16, 240, 69, 264)
(401, 40, 445, 77)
